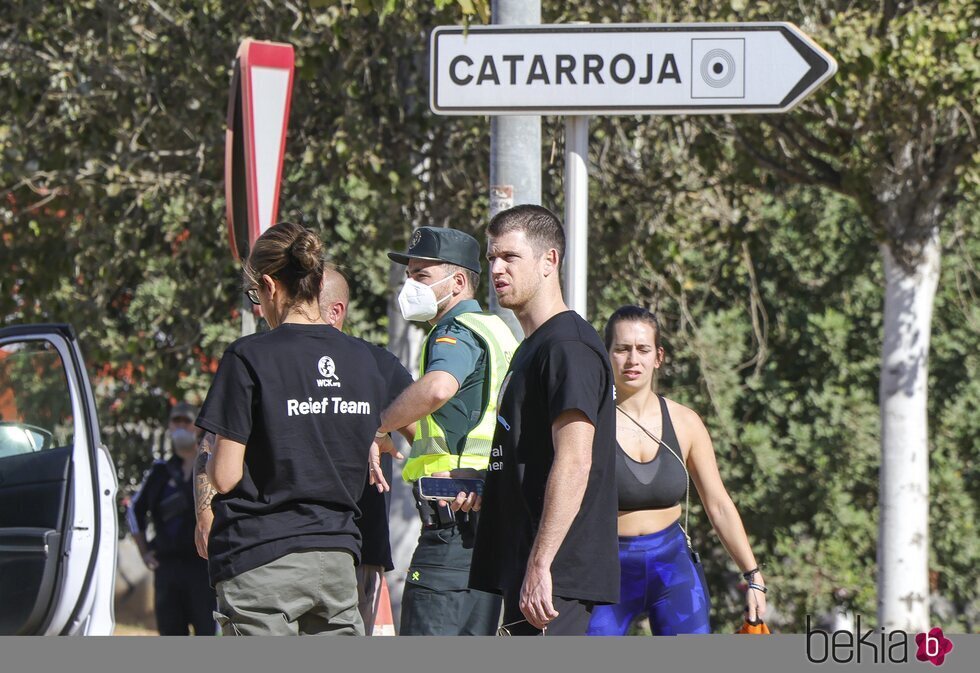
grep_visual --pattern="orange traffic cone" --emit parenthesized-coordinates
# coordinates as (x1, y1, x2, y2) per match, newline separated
(372, 576, 396, 636)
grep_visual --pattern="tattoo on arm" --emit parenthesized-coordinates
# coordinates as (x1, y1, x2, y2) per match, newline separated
(194, 433, 218, 515)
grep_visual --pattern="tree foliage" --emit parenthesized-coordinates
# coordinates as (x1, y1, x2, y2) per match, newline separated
(1, 0, 488, 484)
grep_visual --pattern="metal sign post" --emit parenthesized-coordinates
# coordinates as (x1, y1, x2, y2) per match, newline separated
(429, 22, 837, 319)
(488, 0, 542, 336)
(564, 116, 590, 319)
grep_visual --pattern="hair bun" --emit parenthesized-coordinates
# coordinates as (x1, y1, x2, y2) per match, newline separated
(288, 230, 324, 274)
(245, 222, 324, 306)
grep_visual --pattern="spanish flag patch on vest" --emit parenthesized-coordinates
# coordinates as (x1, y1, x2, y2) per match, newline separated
(434, 336, 457, 345)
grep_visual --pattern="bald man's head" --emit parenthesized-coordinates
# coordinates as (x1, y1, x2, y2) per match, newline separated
(319, 267, 350, 330)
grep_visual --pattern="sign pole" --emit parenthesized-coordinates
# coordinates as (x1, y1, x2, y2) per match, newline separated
(564, 115, 590, 320)
(241, 294, 257, 336)
(488, 0, 541, 339)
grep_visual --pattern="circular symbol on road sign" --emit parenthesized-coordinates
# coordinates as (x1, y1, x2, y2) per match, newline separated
(700, 49, 736, 89)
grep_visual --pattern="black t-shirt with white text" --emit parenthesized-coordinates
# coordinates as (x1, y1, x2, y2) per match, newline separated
(196, 323, 391, 584)
(468, 311, 620, 604)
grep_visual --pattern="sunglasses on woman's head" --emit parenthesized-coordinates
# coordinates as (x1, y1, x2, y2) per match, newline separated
(245, 287, 261, 305)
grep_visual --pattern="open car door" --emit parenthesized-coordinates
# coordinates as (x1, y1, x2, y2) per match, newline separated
(0, 324, 117, 635)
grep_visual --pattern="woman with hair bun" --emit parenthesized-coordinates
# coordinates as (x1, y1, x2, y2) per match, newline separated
(195, 222, 404, 636)
(587, 306, 767, 636)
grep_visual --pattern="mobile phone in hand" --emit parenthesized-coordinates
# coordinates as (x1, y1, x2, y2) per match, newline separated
(417, 476, 484, 501)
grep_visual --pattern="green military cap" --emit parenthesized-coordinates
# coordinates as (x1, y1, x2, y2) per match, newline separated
(387, 227, 482, 274)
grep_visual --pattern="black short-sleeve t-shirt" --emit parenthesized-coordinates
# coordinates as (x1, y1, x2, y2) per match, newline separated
(469, 311, 620, 604)
(355, 341, 413, 569)
(196, 323, 392, 584)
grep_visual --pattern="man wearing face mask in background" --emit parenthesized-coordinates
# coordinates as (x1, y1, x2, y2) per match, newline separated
(377, 227, 519, 635)
(129, 402, 217, 635)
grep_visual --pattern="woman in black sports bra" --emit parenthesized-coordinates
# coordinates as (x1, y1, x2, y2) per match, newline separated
(587, 306, 767, 635)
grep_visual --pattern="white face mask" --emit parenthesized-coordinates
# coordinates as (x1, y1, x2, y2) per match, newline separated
(398, 274, 454, 322)
(170, 428, 197, 454)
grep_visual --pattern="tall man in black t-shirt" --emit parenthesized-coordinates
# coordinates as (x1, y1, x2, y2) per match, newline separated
(462, 204, 619, 635)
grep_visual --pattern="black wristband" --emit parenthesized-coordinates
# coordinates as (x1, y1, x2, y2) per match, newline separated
(742, 566, 761, 580)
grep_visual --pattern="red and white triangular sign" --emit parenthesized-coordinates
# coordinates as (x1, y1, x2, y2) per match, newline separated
(239, 39, 294, 247)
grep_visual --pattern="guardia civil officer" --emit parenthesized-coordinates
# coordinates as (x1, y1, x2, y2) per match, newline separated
(377, 227, 519, 635)
(195, 222, 399, 636)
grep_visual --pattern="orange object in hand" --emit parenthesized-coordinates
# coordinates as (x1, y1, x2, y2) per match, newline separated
(737, 619, 772, 634)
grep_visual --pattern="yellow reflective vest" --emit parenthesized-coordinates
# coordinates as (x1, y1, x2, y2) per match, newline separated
(401, 312, 518, 483)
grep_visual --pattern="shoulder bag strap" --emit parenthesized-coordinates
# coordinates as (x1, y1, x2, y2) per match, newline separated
(615, 404, 693, 548)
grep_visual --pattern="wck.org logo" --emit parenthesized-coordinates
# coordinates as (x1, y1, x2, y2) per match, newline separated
(316, 356, 341, 388)
(806, 616, 954, 666)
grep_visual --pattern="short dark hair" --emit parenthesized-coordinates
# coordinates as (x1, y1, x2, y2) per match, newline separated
(604, 305, 662, 351)
(487, 204, 566, 267)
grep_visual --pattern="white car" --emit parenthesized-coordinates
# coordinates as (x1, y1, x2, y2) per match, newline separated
(0, 324, 118, 635)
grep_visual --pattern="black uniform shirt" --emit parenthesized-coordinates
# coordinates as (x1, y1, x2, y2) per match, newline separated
(127, 455, 197, 560)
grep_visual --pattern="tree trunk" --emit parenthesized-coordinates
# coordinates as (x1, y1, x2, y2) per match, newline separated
(877, 234, 940, 631)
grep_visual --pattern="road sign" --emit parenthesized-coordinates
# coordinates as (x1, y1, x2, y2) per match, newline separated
(430, 23, 837, 116)
(225, 39, 295, 262)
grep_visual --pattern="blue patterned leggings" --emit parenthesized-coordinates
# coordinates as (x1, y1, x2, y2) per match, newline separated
(587, 522, 711, 635)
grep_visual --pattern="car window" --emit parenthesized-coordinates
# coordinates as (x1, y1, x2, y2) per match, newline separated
(0, 339, 74, 458)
